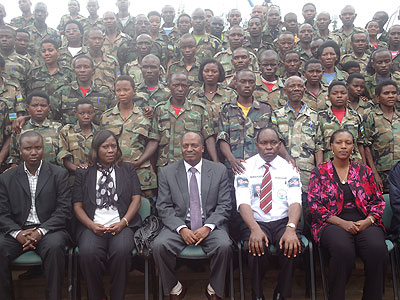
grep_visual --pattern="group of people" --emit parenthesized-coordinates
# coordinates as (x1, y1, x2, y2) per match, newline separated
(0, 0, 399, 300)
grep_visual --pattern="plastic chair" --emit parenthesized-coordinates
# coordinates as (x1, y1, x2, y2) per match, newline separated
(318, 193, 399, 300)
(237, 209, 316, 300)
(11, 246, 73, 300)
(157, 244, 235, 300)
(72, 197, 153, 300)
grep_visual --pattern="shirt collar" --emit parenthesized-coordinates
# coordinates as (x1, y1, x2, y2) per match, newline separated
(184, 159, 203, 174)
(255, 153, 279, 170)
(24, 160, 43, 176)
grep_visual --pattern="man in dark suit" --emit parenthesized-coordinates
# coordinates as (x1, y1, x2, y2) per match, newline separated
(0, 131, 71, 300)
(152, 131, 232, 300)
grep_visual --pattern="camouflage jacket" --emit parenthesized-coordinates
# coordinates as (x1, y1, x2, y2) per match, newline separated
(151, 98, 214, 167)
(122, 58, 166, 87)
(100, 104, 157, 190)
(52, 81, 115, 125)
(0, 77, 25, 116)
(393, 52, 400, 73)
(191, 33, 222, 64)
(116, 14, 136, 38)
(303, 84, 329, 111)
(364, 106, 400, 172)
(321, 67, 348, 88)
(2, 51, 31, 96)
(188, 84, 237, 131)
(214, 48, 259, 78)
(8, 118, 62, 165)
(135, 82, 170, 107)
(217, 97, 277, 166)
(167, 59, 202, 88)
(25, 24, 60, 58)
(318, 107, 364, 163)
(365, 72, 400, 105)
(82, 17, 103, 35)
(57, 14, 86, 32)
(0, 100, 10, 150)
(333, 26, 367, 54)
(57, 122, 97, 166)
(88, 52, 121, 92)
(57, 45, 88, 68)
(340, 52, 370, 75)
(253, 75, 286, 109)
(10, 15, 35, 29)
(102, 31, 131, 58)
(349, 98, 375, 122)
(117, 39, 163, 69)
(27, 63, 73, 111)
(274, 103, 322, 191)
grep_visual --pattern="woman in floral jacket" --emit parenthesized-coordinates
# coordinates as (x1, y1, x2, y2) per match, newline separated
(308, 129, 388, 300)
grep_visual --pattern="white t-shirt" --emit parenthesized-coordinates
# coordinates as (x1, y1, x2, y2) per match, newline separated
(68, 46, 82, 57)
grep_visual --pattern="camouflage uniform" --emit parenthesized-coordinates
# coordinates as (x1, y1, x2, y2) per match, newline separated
(57, 14, 86, 32)
(27, 63, 73, 114)
(8, 118, 62, 165)
(364, 106, 400, 192)
(303, 84, 329, 111)
(57, 45, 88, 68)
(261, 25, 282, 48)
(2, 51, 31, 96)
(393, 53, 400, 73)
(117, 40, 163, 69)
(214, 48, 259, 78)
(135, 82, 170, 107)
(10, 16, 35, 29)
(315, 32, 343, 47)
(190, 33, 221, 64)
(340, 52, 370, 75)
(188, 84, 237, 131)
(57, 122, 97, 166)
(25, 24, 60, 58)
(367, 41, 388, 55)
(365, 72, 400, 105)
(333, 26, 367, 54)
(100, 104, 157, 190)
(151, 98, 214, 167)
(318, 107, 365, 163)
(350, 98, 374, 122)
(52, 81, 115, 125)
(167, 59, 202, 88)
(294, 45, 313, 65)
(321, 67, 348, 88)
(122, 58, 166, 87)
(0, 77, 25, 117)
(102, 31, 131, 59)
(116, 15, 136, 38)
(274, 103, 322, 191)
(253, 75, 286, 109)
(217, 97, 277, 167)
(243, 37, 270, 58)
(82, 17, 103, 36)
(153, 29, 172, 68)
(0, 100, 10, 153)
(88, 52, 121, 92)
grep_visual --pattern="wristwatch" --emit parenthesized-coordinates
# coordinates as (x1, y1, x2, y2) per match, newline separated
(286, 222, 296, 230)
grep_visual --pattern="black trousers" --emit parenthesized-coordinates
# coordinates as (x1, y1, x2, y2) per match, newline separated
(78, 227, 134, 300)
(0, 230, 70, 300)
(320, 209, 388, 300)
(241, 217, 300, 299)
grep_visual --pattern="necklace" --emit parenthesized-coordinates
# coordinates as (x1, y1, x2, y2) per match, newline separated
(338, 164, 350, 184)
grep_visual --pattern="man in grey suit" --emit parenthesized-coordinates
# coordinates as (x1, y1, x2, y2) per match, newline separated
(152, 131, 232, 300)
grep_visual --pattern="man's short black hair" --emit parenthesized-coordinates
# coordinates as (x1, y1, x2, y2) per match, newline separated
(27, 91, 50, 105)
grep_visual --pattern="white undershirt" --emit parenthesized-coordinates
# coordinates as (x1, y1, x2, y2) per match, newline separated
(68, 46, 82, 57)
(119, 16, 129, 27)
(93, 169, 120, 227)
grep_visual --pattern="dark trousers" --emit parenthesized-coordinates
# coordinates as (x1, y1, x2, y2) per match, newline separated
(241, 217, 299, 299)
(320, 210, 388, 300)
(152, 227, 232, 298)
(0, 230, 70, 300)
(78, 227, 134, 300)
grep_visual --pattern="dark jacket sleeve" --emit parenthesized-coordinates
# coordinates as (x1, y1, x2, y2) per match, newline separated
(40, 167, 72, 232)
(0, 173, 23, 234)
(389, 162, 400, 234)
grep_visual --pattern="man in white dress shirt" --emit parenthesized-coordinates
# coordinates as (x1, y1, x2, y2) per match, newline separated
(236, 127, 302, 300)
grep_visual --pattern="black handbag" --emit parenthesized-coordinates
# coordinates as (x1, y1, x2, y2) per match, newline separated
(134, 215, 164, 258)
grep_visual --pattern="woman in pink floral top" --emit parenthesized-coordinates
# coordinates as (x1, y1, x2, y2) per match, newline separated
(308, 129, 388, 300)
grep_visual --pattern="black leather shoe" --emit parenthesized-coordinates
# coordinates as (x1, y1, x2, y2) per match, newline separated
(273, 289, 286, 300)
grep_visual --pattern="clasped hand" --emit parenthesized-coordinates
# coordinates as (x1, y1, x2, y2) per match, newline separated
(179, 226, 211, 246)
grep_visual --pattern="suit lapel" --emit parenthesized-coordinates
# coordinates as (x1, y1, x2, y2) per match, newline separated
(88, 167, 97, 205)
(16, 166, 31, 198)
(35, 162, 50, 198)
(201, 161, 212, 216)
(176, 161, 189, 208)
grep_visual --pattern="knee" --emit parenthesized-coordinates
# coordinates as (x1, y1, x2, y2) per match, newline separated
(151, 236, 167, 256)
(215, 239, 233, 255)
(329, 242, 356, 263)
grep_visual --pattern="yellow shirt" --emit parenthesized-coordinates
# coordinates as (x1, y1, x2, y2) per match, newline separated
(237, 102, 251, 118)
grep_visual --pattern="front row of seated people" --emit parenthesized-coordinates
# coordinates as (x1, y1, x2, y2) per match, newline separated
(0, 127, 390, 300)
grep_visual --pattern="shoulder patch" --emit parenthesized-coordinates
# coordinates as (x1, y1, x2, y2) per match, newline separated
(271, 115, 277, 125)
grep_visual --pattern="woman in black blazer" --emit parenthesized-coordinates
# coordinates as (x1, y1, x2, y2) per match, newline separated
(73, 130, 142, 300)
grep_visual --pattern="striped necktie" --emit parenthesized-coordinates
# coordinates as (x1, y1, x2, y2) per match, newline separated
(260, 163, 272, 213)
